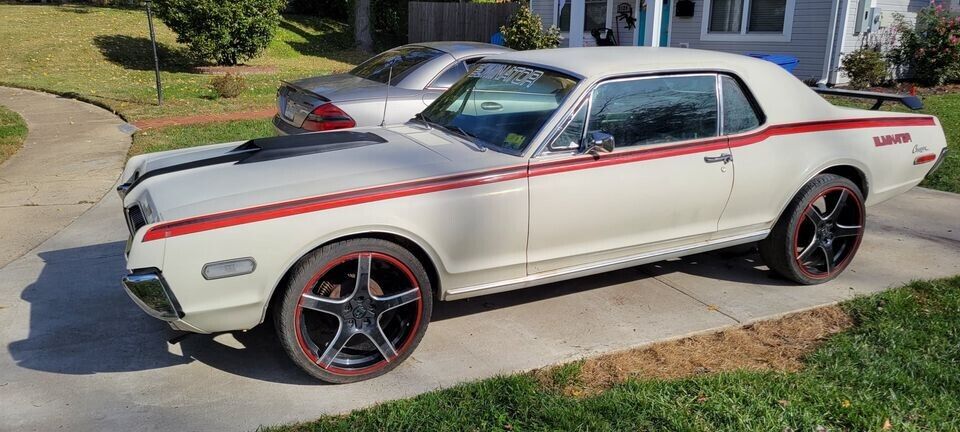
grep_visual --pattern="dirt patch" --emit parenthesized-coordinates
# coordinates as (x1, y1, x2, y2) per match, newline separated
(132, 108, 276, 130)
(536, 305, 853, 396)
(193, 65, 280, 75)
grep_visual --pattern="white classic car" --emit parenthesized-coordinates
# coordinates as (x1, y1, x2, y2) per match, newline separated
(118, 47, 948, 383)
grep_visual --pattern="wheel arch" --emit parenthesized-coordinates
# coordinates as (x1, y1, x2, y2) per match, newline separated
(260, 228, 445, 326)
(769, 161, 871, 231)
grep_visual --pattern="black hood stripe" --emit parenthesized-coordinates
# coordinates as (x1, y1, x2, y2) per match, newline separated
(124, 131, 387, 196)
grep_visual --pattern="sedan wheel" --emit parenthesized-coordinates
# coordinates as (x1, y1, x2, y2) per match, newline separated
(276, 239, 432, 383)
(760, 174, 865, 284)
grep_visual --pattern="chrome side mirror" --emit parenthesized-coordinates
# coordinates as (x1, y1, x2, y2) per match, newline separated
(580, 131, 615, 154)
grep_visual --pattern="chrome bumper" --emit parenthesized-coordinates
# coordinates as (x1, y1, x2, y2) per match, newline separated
(121, 270, 182, 322)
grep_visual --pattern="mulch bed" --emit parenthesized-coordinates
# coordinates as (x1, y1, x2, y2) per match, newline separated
(132, 107, 277, 130)
(535, 305, 853, 396)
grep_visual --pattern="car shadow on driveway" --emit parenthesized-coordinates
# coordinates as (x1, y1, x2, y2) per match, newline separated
(7, 241, 785, 385)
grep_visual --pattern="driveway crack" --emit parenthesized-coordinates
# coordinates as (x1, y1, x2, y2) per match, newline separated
(640, 267, 743, 324)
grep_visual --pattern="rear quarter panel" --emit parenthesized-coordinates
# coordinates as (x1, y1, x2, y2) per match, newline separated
(719, 113, 944, 234)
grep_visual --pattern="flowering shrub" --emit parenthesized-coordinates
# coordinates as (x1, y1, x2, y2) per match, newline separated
(888, 1, 960, 86)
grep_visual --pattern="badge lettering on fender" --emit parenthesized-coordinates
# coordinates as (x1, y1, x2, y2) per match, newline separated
(873, 133, 912, 147)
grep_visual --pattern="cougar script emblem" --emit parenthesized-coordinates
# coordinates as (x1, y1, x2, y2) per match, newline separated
(873, 133, 912, 147)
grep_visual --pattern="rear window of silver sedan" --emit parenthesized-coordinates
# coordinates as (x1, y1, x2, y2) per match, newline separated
(349, 46, 445, 85)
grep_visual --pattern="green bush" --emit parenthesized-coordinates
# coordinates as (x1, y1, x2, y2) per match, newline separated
(154, 0, 288, 66)
(841, 47, 889, 89)
(887, 2, 960, 86)
(209, 73, 248, 98)
(500, 4, 561, 51)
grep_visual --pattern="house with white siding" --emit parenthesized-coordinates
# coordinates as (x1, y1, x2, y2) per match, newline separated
(530, 0, 933, 84)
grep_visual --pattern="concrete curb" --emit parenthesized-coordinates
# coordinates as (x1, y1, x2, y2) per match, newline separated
(0, 86, 133, 268)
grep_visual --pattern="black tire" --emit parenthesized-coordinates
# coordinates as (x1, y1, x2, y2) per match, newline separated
(275, 238, 432, 383)
(759, 174, 866, 285)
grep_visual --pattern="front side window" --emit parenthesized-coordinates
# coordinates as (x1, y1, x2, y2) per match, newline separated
(705, 0, 793, 40)
(587, 75, 718, 148)
(429, 61, 469, 89)
(720, 75, 761, 134)
(350, 46, 444, 85)
(420, 63, 579, 155)
(549, 102, 588, 152)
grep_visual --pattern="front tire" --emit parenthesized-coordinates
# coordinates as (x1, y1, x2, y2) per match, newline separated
(759, 174, 865, 284)
(275, 238, 432, 383)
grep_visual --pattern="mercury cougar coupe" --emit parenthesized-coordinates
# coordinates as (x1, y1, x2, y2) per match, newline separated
(118, 47, 948, 383)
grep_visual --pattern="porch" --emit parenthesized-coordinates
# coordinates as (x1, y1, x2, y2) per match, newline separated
(553, 0, 671, 47)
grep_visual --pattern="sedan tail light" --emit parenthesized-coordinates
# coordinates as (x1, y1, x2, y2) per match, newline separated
(301, 103, 356, 131)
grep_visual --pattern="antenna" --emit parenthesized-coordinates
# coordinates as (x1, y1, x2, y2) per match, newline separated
(380, 65, 393, 127)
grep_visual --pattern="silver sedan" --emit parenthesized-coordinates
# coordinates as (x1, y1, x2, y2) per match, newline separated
(273, 41, 512, 135)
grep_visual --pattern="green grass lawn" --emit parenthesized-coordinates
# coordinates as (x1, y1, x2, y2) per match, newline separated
(129, 118, 273, 157)
(0, 4, 365, 121)
(263, 277, 960, 431)
(0, 105, 28, 165)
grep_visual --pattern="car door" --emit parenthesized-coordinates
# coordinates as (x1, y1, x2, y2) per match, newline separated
(526, 73, 735, 274)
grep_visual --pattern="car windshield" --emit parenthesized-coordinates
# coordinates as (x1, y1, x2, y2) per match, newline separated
(349, 46, 444, 85)
(420, 63, 579, 155)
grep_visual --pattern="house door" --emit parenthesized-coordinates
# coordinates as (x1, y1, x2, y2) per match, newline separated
(636, 0, 670, 45)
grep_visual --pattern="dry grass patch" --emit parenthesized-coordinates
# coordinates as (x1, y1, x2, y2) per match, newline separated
(537, 305, 853, 396)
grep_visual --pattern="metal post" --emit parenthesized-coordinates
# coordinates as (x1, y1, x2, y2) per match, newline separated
(146, 1, 163, 106)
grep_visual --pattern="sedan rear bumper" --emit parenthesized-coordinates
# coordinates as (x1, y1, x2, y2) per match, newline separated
(273, 114, 304, 136)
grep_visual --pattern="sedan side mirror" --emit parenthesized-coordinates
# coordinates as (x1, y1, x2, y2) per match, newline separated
(580, 131, 615, 154)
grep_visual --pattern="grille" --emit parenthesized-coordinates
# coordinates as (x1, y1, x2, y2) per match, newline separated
(126, 204, 147, 236)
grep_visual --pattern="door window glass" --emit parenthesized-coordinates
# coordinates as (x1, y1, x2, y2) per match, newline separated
(429, 61, 468, 89)
(588, 75, 719, 148)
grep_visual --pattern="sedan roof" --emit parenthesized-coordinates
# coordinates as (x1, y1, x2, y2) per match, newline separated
(411, 41, 513, 59)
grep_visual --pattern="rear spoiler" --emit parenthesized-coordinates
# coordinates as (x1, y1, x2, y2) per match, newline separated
(280, 80, 329, 102)
(811, 86, 923, 111)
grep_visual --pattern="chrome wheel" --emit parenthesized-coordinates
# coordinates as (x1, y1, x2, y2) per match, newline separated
(293, 252, 423, 376)
(792, 186, 864, 279)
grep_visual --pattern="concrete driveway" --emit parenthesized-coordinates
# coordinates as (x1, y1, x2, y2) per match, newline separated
(1, 186, 958, 431)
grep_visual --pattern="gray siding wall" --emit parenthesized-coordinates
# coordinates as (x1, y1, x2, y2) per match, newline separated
(669, 0, 836, 81)
(533, 0, 555, 27)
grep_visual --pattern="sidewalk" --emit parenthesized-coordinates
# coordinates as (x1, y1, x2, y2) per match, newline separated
(0, 87, 132, 268)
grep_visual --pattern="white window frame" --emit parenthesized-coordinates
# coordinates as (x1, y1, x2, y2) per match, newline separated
(699, 0, 796, 42)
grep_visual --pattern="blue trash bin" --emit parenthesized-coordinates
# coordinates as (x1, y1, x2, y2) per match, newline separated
(747, 53, 799, 73)
(491, 32, 505, 46)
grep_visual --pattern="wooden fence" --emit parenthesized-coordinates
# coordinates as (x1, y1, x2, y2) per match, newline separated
(408, 1, 518, 43)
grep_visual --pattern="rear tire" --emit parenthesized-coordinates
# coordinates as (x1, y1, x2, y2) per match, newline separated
(275, 238, 432, 383)
(759, 174, 865, 285)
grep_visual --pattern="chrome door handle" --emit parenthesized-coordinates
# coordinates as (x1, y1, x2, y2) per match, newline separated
(704, 153, 732, 164)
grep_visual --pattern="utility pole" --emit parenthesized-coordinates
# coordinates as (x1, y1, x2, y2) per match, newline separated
(145, 0, 163, 106)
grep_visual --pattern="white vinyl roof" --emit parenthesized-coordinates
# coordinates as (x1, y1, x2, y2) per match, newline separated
(482, 47, 776, 79)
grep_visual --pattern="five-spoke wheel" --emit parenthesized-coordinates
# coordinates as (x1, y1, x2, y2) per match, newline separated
(276, 239, 432, 383)
(760, 174, 866, 284)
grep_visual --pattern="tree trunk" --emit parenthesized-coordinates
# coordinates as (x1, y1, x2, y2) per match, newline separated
(354, 0, 373, 53)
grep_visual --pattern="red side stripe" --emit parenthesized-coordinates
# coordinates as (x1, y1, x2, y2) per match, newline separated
(142, 116, 935, 242)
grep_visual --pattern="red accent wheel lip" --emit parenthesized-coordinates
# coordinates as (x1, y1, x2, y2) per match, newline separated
(293, 252, 423, 377)
(792, 185, 865, 280)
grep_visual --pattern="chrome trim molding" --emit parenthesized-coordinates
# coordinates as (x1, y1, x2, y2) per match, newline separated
(121, 271, 182, 321)
(444, 230, 770, 301)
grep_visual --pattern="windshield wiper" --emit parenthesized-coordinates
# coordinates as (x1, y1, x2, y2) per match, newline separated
(439, 124, 486, 152)
(418, 115, 486, 152)
(413, 112, 432, 130)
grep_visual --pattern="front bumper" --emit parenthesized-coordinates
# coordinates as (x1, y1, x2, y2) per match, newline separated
(122, 270, 182, 322)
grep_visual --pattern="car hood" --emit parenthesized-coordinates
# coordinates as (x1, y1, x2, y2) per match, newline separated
(121, 125, 521, 222)
(287, 73, 419, 102)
